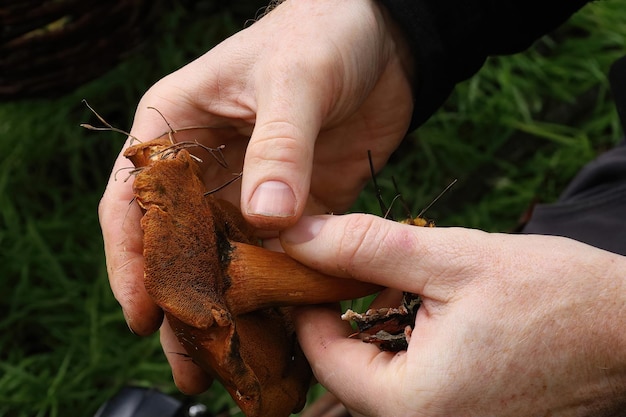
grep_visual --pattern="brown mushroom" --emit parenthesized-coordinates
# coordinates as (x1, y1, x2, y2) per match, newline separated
(124, 138, 381, 417)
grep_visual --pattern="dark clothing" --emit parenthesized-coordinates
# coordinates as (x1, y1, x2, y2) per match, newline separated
(523, 57, 626, 256)
(379, 0, 589, 128)
(521, 140, 626, 256)
(380, 1, 626, 256)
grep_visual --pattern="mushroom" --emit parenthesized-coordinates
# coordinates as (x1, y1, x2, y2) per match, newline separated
(124, 138, 381, 417)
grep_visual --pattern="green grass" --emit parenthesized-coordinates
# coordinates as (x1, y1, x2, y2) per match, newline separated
(357, 3, 626, 230)
(0, 2, 624, 416)
(357, 2, 626, 231)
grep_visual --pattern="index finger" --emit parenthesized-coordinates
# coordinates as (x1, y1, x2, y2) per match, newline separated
(98, 78, 231, 334)
(294, 304, 407, 417)
(99, 143, 163, 335)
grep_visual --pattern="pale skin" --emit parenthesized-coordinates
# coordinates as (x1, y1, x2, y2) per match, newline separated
(98, 0, 626, 415)
(100, 0, 413, 394)
(281, 215, 626, 416)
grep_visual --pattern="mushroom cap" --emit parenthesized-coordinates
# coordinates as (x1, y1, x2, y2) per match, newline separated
(125, 139, 380, 416)
(127, 141, 311, 416)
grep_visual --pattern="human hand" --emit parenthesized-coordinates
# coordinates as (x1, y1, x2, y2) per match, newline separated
(281, 214, 626, 416)
(300, 391, 350, 417)
(98, 0, 415, 393)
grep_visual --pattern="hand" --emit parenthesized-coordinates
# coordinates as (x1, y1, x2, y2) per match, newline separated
(98, 0, 415, 393)
(281, 214, 626, 416)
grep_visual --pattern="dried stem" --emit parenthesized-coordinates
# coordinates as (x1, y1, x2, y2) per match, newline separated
(81, 99, 142, 144)
(204, 173, 243, 195)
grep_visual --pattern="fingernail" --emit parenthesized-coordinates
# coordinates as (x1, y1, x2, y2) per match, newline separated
(247, 181, 296, 217)
(282, 215, 327, 245)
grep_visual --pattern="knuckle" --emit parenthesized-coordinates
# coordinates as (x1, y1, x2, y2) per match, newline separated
(247, 123, 311, 168)
(335, 214, 389, 279)
(97, 189, 119, 223)
(97, 195, 108, 221)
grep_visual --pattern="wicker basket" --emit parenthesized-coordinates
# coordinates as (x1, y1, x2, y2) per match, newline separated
(0, 0, 157, 99)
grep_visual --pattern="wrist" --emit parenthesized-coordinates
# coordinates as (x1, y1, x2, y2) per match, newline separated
(581, 252, 626, 415)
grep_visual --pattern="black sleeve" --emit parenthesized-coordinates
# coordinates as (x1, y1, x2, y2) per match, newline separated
(378, 0, 591, 130)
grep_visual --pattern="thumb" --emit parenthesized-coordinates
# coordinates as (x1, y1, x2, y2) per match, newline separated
(241, 71, 326, 229)
(280, 214, 489, 300)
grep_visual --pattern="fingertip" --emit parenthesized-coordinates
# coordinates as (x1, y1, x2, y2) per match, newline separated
(293, 304, 346, 333)
(105, 244, 163, 335)
(160, 319, 213, 395)
(123, 303, 164, 336)
(281, 215, 329, 246)
(104, 250, 163, 336)
(293, 303, 359, 361)
(173, 370, 213, 396)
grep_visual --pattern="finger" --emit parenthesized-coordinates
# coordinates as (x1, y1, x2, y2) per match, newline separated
(369, 287, 404, 309)
(99, 95, 195, 335)
(129, 68, 250, 149)
(100, 81, 237, 334)
(129, 88, 222, 146)
(99, 148, 163, 335)
(160, 317, 213, 395)
(241, 60, 328, 229)
(130, 72, 254, 205)
(300, 391, 350, 417)
(281, 214, 491, 299)
(294, 304, 406, 416)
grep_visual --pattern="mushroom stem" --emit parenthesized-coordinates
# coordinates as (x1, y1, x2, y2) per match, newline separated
(225, 242, 381, 315)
